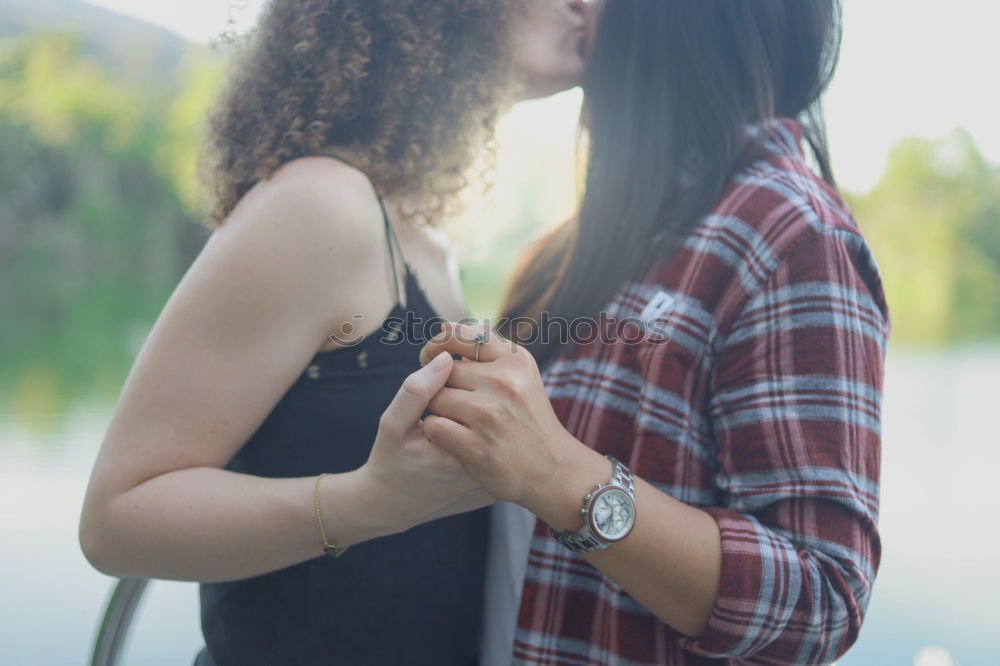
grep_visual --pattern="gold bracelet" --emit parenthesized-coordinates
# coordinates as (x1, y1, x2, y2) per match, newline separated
(313, 473, 349, 557)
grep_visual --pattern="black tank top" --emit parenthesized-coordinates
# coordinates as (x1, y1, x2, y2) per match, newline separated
(195, 187, 489, 666)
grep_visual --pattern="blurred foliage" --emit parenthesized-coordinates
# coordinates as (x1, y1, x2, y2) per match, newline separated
(846, 130, 1000, 346)
(0, 30, 218, 412)
(0, 24, 998, 417)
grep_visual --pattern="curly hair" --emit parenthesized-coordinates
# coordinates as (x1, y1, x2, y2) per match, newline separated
(199, 0, 517, 228)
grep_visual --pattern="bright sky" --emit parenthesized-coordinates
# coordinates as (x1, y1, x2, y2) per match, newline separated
(84, 0, 1000, 193)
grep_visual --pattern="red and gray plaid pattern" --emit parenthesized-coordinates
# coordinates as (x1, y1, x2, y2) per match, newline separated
(513, 119, 890, 665)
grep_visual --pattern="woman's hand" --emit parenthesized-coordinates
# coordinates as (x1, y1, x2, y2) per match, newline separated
(418, 323, 583, 507)
(357, 351, 495, 534)
(419, 324, 725, 640)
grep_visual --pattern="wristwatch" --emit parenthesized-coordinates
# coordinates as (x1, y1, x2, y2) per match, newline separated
(550, 455, 636, 552)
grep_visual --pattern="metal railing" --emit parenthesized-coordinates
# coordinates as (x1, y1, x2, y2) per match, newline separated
(88, 577, 149, 666)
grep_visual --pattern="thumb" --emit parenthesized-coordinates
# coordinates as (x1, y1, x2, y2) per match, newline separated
(381, 352, 453, 436)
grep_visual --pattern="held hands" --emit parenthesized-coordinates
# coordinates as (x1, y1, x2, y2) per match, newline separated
(358, 352, 494, 534)
(417, 323, 579, 508)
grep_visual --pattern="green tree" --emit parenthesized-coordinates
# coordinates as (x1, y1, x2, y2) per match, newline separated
(847, 130, 1000, 346)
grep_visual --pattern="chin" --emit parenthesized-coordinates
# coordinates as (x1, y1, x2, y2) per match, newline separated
(519, 81, 577, 101)
(521, 69, 584, 101)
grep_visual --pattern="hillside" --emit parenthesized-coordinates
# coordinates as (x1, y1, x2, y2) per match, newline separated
(0, 0, 196, 86)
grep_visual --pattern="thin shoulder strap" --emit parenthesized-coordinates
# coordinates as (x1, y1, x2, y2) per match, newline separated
(375, 190, 410, 307)
(323, 153, 409, 306)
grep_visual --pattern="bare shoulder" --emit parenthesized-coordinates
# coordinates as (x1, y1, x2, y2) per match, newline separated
(193, 155, 393, 347)
(221, 156, 384, 258)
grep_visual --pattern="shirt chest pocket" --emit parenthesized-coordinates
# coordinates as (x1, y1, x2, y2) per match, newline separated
(631, 290, 713, 375)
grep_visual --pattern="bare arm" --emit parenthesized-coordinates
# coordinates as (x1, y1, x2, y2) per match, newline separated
(78, 160, 490, 583)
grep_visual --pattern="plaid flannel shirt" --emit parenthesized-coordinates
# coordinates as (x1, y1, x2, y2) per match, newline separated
(513, 118, 890, 665)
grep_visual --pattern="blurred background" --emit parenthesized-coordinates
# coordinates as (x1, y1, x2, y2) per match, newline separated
(1, 0, 998, 664)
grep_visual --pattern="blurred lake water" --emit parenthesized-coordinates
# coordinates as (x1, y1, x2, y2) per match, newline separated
(0, 346, 997, 665)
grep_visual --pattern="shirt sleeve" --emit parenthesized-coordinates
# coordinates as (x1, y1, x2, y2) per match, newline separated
(678, 223, 891, 664)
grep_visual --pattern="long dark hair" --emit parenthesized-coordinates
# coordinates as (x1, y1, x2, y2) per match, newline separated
(500, 0, 842, 365)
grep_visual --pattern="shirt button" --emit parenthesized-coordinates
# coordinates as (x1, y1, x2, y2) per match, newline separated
(357, 350, 369, 368)
(306, 363, 320, 379)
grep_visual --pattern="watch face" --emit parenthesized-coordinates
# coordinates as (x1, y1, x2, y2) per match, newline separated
(589, 487, 634, 541)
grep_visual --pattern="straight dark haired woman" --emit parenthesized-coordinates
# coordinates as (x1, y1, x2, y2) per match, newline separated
(418, 1, 890, 664)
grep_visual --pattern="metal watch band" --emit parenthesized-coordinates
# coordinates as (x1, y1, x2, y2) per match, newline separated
(550, 455, 635, 552)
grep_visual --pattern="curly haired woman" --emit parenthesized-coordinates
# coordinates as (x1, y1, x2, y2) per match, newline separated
(77, 1, 587, 665)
